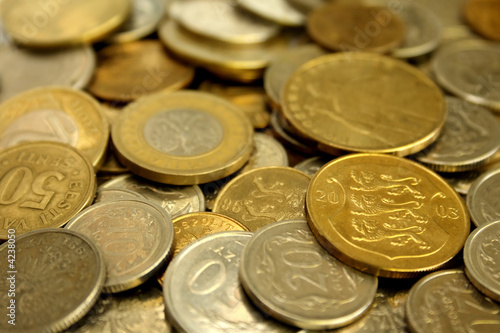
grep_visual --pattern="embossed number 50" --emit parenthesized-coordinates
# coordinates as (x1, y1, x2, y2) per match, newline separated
(0, 167, 65, 210)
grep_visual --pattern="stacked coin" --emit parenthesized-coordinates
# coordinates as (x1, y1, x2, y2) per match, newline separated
(1, 0, 500, 332)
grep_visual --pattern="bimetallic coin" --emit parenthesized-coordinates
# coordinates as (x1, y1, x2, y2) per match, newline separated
(163, 231, 297, 333)
(0, 229, 105, 333)
(467, 167, 500, 227)
(431, 39, 500, 111)
(0, 44, 95, 102)
(88, 40, 194, 102)
(464, 0, 500, 41)
(264, 44, 326, 110)
(0, 87, 109, 169)
(240, 133, 289, 174)
(237, 0, 306, 26)
(239, 220, 378, 330)
(174, 0, 280, 44)
(213, 166, 310, 231)
(307, 4, 406, 53)
(464, 221, 500, 302)
(0, 142, 96, 240)
(65, 200, 174, 293)
(281, 53, 446, 156)
(64, 286, 171, 333)
(112, 91, 254, 185)
(306, 154, 470, 278)
(0, 0, 130, 47)
(406, 269, 500, 333)
(100, 174, 205, 218)
(93, 188, 147, 204)
(414, 97, 500, 172)
(107, 0, 164, 43)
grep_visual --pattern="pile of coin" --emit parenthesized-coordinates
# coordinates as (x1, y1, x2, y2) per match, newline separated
(1, 0, 500, 332)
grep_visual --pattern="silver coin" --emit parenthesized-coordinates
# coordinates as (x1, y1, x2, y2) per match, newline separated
(64, 286, 171, 332)
(100, 174, 205, 218)
(65, 199, 174, 293)
(431, 39, 500, 111)
(93, 187, 147, 204)
(107, 0, 164, 43)
(0, 44, 95, 101)
(173, 0, 280, 44)
(464, 220, 500, 303)
(163, 231, 298, 332)
(237, 0, 306, 26)
(0, 229, 105, 333)
(414, 96, 500, 172)
(239, 220, 378, 330)
(467, 167, 500, 227)
(240, 132, 289, 174)
(294, 156, 330, 177)
(406, 269, 500, 333)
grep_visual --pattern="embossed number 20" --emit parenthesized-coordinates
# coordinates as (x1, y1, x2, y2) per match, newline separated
(0, 167, 64, 210)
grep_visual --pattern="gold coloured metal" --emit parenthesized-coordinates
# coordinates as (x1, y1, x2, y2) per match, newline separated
(88, 40, 194, 102)
(0, 142, 96, 240)
(306, 153, 470, 278)
(281, 53, 446, 156)
(0, 87, 109, 169)
(0, 0, 130, 48)
(112, 90, 254, 185)
(464, 0, 500, 41)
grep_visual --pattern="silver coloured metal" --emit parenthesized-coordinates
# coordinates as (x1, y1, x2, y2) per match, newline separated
(237, 0, 306, 26)
(467, 167, 500, 227)
(93, 187, 147, 204)
(294, 156, 330, 177)
(240, 133, 289, 174)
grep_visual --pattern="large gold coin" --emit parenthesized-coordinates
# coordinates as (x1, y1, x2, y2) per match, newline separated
(112, 90, 254, 185)
(0, 0, 130, 48)
(281, 53, 446, 156)
(88, 40, 194, 102)
(306, 153, 470, 278)
(464, 0, 500, 41)
(0, 87, 109, 169)
(0, 142, 96, 240)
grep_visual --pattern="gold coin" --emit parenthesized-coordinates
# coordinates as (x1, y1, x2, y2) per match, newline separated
(0, 87, 109, 169)
(281, 53, 446, 156)
(307, 4, 405, 53)
(213, 166, 311, 231)
(0, 141, 96, 240)
(464, 0, 500, 41)
(112, 90, 254, 185)
(0, 0, 130, 48)
(306, 153, 470, 278)
(88, 40, 194, 102)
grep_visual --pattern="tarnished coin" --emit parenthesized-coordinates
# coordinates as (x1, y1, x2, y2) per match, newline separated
(0, 87, 109, 169)
(264, 44, 326, 110)
(198, 79, 270, 129)
(88, 40, 194, 102)
(306, 154, 470, 278)
(239, 220, 378, 330)
(93, 187, 147, 204)
(467, 167, 500, 227)
(173, 0, 280, 44)
(163, 231, 297, 332)
(0, 0, 130, 47)
(64, 286, 171, 333)
(307, 4, 405, 53)
(65, 199, 174, 293)
(0, 142, 96, 240)
(431, 39, 500, 110)
(406, 269, 500, 333)
(464, 0, 500, 41)
(240, 133, 289, 174)
(100, 174, 205, 218)
(0, 44, 95, 102)
(112, 91, 254, 185)
(281, 53, 446, 156)
(237, 0, 306, 26)
(414, 96, 500, 172)
(107, 0, 164, 43)
(464, 221, 500, 302)
(0, 229, 105, 333)
(213, 166, 310, 231)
